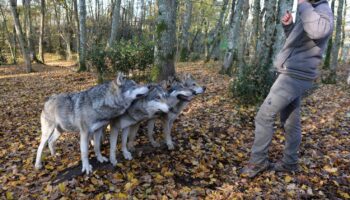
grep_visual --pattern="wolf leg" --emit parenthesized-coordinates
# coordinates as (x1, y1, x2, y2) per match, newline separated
(122, 127, 133, 160)
(147, 119, 160, 147)
(48, 129, 61, 156)
(163, 119, 175, 150)
(109, 123, 119, 166)
(94, 129, 108, 163)
(127, 123, 140, 151)
(80, 131, 92, 174)
(35, 117, 55, 170)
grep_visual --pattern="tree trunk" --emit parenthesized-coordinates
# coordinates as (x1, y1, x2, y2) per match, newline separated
(255, 0, 278, 68)
(272, 0, 293, 62)
(23, 0, 38, 62)
(152, 0, 177, 81)
(73, 0, 80, 54)
(237, 0, 249, 75)
(0, 4, 16, 64)
(249, 0, 261, 65)
(38, 0, 45, 63)
(179, 0, 192, 62)
(328, 0, 344, 83)
(9, 0, 32, 72)
(107, 0, 121, 48)
(205, 0, 229, 62)
(339, 0, 347, 64)
(78, 0, 87, 72)
(221, 0, 244, 75)
(324, 0, 335, 69)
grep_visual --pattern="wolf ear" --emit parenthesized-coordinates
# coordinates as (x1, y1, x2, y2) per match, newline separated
(160, 80, 168, 89)
(186, 74, 193, 80)
(114, 72, 125, 86)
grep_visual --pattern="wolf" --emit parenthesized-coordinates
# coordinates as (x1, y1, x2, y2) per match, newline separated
(127, 74, 206, 151)
(105, 85, 172, 166)
(34, 73, 149, 174)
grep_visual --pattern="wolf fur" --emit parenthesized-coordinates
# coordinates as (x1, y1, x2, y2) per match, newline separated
(34, 73, 149, 174)
(127, 74, 206, 151)
(106, 85, 170, 166)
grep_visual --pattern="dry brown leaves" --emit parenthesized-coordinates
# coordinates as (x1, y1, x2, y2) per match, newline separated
(0, 61, 349, 199)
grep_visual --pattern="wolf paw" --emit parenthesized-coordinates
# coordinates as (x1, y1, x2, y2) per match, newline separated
(151, 141, 161, 148)
(167, 142, 175, 150)
(110, 157, 118, 166)
(34, 163, 43, 170)
(97, 155, 108, 163)
(123, 151, 133, 160)
(82, 164, 93, 175)
(127, 143, 136, 152)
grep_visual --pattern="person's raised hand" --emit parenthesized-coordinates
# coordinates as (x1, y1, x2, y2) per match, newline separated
(282, 10, 293, 26)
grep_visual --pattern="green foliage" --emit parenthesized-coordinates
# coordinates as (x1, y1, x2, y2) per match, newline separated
(231, 64, 275, 105)
(87, 39, 154, 83)
(0, 48, 7, 65)
(150, 64, 160, 82)
(179, 47, 189, 62)
(156, 20, 168, 38)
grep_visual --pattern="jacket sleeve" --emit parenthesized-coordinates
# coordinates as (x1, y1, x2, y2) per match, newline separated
(298, 2, 333, 40)
(283, 23, 295, 38)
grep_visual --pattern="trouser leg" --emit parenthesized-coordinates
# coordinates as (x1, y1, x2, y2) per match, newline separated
(280, 97, 301, 165)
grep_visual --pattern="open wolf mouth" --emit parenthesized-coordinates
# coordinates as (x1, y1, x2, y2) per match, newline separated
(136, 93, 146, 98)
(178, 94, 192, 101)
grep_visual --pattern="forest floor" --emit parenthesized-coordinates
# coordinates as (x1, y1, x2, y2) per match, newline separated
(0, 60, 349, 199)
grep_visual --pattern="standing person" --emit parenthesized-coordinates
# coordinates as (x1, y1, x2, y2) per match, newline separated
(240, 0, 334, 178)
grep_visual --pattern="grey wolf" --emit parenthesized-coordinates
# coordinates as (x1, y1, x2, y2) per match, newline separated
(241, 0, 333, 178)
(127, 74, 206, 151)
(107, 85, 171, 166)
(34, 73, 149, 174)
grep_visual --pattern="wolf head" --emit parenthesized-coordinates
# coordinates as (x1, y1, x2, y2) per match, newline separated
(165, 81, 195, 102)
(181, 74, 206, 95)
(144, 85, 169, 114)
(112, 73, 149, 100)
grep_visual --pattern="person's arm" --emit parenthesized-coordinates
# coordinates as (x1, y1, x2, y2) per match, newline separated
(281, 10, 294, 38)
(298, 1, 333, 39)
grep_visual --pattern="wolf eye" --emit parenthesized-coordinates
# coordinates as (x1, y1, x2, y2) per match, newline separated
(156, 96, 161, 100)
(192, 83, 196, 86)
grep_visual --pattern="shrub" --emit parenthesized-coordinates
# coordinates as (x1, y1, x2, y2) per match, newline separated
(87, 39, 154, 83)
(231, 64, 275, 105)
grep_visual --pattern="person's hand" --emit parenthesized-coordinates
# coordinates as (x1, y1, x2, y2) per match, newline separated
(282, 11, 293, 26)
(298, 0, 306, 4)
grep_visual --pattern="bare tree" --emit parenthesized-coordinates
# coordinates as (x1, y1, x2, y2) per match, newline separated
(153, 0, 178, 81)
(78, 0, 87, 71)
(249, 0, 261, 65)
(205, 0, 229, 63)
(38, 0, 45, 63)
(221, 0, 244, 75)
(329, 0, 345, 83)
(255, 0, 278, 68)
(107, 0, 122, 48)
(179, 0, 192, 62)
(23, 0, 38, 62)
(0, 4, 16, 63)
(324, 0, 335, 69)
(9, 0, 32, 72)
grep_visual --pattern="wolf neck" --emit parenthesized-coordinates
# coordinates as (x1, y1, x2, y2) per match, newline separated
(171, 100, 189, 114)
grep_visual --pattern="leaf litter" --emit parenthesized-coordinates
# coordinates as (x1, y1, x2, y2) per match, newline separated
(0, 61, 349, 199)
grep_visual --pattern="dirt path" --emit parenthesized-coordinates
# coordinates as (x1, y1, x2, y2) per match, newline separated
(0, 61, 349, 199)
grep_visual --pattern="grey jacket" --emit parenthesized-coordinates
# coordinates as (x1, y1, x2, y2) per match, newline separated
(274, 0, 334, 81)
